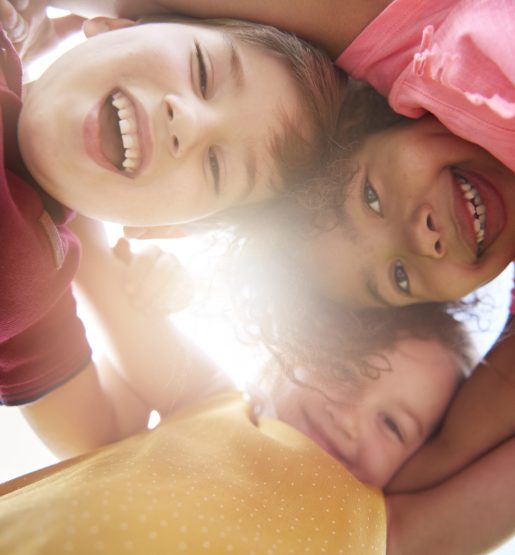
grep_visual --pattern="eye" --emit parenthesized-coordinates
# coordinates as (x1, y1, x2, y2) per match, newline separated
(208, 147, 220, 193)
(382, 414, 404, 443)
(364, 182, 382, 215)
(393, 261, 410, 294)
(195, 41, 208, 98)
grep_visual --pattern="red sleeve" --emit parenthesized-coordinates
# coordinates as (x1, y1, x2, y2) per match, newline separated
(0, 290, 92, 406)
(511, 265, 515, 315)
(0, 34, 91, 406)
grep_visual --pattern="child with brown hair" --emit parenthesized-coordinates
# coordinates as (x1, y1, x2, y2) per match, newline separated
(0, 12, 346, 455)
(0, 299, 475, 555)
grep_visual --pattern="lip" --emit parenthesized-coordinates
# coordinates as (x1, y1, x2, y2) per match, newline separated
(83, 88, 152, 177)
(451, 167, 506, 259)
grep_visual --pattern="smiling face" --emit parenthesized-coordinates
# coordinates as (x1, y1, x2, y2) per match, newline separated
(18, 21, 306, 226)
(304, 117, 515, 308)
(272, 337, 460, 488)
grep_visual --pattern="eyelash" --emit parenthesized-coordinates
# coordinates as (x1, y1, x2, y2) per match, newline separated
(393, 261, 410, 294)
(382, 414, 404, 443)
(208, 148, 220, 193)
(195, 41, 208, 98)
(194, 42, 220, 193)
(364, 182, 382, 215)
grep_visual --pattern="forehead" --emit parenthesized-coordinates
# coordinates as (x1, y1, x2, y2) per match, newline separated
(378, 338, 458, 395)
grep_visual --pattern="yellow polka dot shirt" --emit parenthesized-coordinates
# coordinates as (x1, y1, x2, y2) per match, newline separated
(0, 391, 386, 554)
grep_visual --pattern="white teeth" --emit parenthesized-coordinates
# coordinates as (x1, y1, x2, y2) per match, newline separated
(121, 133, 136, 149)
(122, 158, 138, 170)
(111, 90, 141, 173)
(125, 148, 139, 159)
(456, 173, 486, 254)
(119, 118, 136, 134)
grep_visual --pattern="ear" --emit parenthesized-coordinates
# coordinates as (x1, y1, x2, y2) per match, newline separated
(82, 17, 136, 39)
(123, 225, 188, 240)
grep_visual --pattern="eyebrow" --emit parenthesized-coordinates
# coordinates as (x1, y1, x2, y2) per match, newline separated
(364, 270, 395, 308)
(225, 34, 244, 93)
(242, 148, 257, 198)
(223, 34, 258, 198)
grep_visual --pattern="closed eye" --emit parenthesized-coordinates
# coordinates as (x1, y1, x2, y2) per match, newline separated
(393, 260, 410, 294)
(382, 414, 404, 444)
(208, 147, 221, 193)
(364, 182, 382, 215)
(195, 41, 208, 98)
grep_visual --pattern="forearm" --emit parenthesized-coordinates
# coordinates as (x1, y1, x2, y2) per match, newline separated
(50, 0, 392, 58)
(388, 316, 515, 492)
(387, 436, 515, 555)
(20, 360, 147, 458)
(69, 216, 230, 419)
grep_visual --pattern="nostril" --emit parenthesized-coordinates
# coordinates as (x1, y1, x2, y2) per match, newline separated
(427, 214, 435, 230)
(167, 105, 174, 120)
(434, 240, 442, 254)
(173, 136, 179, 152)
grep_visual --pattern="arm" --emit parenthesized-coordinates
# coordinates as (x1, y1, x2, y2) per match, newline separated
(387, 315, 515, 493)
(50, 0, 392, 58)
(386, 436, 515, 555)
(22, 215, 231, 458)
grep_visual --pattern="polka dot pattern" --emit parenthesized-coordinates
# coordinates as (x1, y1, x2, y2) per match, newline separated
(0, 392, 386, 554)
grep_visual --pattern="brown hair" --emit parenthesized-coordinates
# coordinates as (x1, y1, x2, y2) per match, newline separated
(142, 16, 347, 206)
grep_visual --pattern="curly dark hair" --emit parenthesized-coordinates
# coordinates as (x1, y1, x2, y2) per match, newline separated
(221, 80, 475, 383)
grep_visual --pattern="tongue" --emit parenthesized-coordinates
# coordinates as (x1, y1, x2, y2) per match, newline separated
(99, 96, 125, 169)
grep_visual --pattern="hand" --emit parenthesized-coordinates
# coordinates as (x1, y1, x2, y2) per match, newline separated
(0, 1, 84, 65)
(113, 238, 195, 316)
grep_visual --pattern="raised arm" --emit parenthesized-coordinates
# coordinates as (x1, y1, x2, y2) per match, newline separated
(22, 215, 231, 458)
(387, 313, 515, 493)
(386, 435, 515, 555)
(50, 0, 392, 58)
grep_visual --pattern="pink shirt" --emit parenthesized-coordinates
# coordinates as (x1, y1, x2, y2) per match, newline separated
(337, 0, 515, 172)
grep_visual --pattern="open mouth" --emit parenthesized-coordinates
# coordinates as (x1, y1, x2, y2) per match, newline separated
(453, 170, 486, 257)
(100, 89, 142, 174)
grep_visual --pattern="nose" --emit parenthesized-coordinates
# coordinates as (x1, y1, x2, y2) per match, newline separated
(326, 402, 359, 443)
(406, 204, 445, 259)
(164, 94, 213, 159)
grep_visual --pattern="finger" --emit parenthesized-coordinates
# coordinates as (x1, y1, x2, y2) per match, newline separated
(0, 0, 19, 29)
(151, 255, 195, 313)
(7, 11, 27, 42)
(135, 256, 194, 314)
(130, 254, 178, 311)
(123, 225, 186, 240)
(164, 271, 195, 313)
(124, 245, 164, 295)
(112, 237, 132, 264)
(127, 251, 188, 312)
(52, 14, 85, 41)
(10, 0, 30, 11)
(0, 4, 28, 43)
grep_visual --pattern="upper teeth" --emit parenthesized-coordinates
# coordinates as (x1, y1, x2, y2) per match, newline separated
(111, 91, 141, 173)
(456, 174, 486, 255)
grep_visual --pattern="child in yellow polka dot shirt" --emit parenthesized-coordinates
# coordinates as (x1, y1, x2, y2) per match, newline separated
(0, 306, 473, 554)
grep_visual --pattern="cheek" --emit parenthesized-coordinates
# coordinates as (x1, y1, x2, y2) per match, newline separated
(364, 435, 405, 488)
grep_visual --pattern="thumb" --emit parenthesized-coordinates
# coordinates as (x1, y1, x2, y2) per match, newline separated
(112, 237, 132, 265)
(51, 14, 85, 41)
